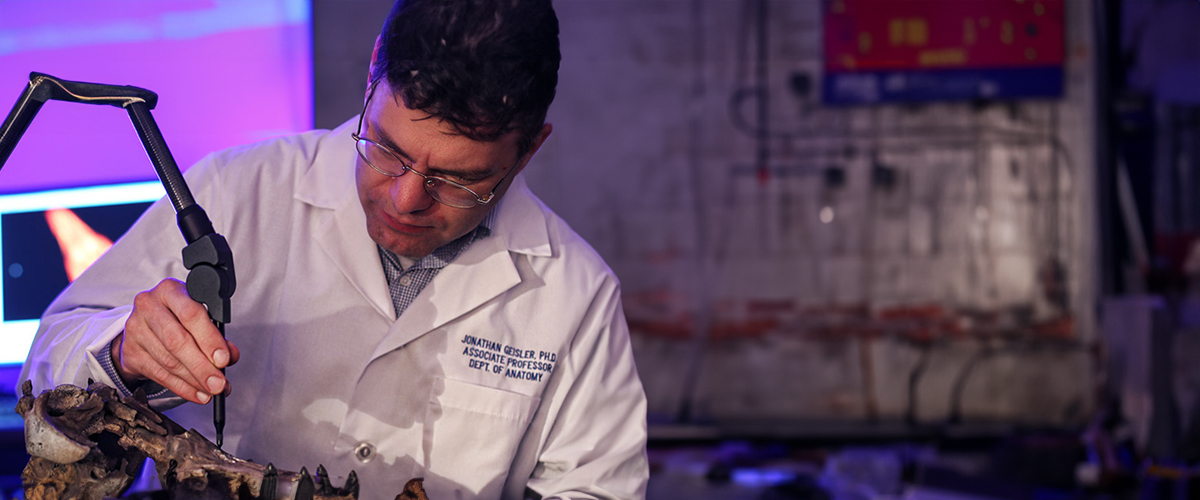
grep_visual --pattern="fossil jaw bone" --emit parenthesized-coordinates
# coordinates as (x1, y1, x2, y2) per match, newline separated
(16, 381, 367, 500)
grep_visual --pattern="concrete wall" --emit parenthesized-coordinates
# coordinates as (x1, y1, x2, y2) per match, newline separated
(315, 0, 1099, 433)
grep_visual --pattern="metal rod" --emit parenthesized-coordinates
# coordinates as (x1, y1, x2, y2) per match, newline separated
(124, 102, 195, 216)
(215, 322, 226, 449)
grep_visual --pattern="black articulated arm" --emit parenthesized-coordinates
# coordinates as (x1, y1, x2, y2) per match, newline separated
(0, 71, 236, 447)
(0, 72, 158, 167)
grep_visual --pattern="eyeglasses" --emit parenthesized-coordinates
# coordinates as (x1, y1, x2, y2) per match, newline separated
(352, 80, 517, 209)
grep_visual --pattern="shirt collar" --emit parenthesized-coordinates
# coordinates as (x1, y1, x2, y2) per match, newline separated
(379, 206, 498, 272)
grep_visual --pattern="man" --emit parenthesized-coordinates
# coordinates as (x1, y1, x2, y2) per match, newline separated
(18, 0, 649, 499)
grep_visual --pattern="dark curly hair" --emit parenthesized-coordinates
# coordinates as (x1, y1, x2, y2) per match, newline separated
(372, 0, 560, 157)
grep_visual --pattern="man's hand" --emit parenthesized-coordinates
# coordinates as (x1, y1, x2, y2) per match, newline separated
(111, 278, 240, 404)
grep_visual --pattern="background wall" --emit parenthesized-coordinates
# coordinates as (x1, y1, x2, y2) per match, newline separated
(316, 0, 1098, 435)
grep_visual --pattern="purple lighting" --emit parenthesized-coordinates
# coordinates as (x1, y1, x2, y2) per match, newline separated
(0, 0, 313, 193)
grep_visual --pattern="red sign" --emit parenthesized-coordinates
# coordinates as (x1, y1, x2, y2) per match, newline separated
(824, 0, 1064, 72)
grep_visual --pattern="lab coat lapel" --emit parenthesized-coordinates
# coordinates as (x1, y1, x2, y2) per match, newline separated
(296, 119, 396, 321)
(312, 199, 395, 320)
(369, 236, 520, 360)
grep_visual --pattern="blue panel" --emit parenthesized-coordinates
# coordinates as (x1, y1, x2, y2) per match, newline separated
(822, 67, 1064, 105)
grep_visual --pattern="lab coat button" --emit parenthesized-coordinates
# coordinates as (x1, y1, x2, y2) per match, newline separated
(354, 442, 375, 463)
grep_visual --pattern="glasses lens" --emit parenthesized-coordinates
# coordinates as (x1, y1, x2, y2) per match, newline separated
(424, 178, 480, 208)
(356, 136, 483, 209)
(357, 139, 406, 176)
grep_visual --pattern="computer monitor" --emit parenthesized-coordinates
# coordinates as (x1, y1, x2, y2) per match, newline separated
(0, 181, 164, 365)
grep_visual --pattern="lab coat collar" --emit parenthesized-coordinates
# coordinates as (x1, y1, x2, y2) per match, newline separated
(294, 117, 554, 346)
(292, 118, 396, 319)
(294, 117, 358, 210)
(489, 175, 553, 259)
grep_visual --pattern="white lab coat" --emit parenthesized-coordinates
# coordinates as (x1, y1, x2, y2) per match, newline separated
(19, 119, 649, 500)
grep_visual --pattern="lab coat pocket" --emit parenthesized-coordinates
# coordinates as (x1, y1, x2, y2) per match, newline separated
(425, 377, 541, 498)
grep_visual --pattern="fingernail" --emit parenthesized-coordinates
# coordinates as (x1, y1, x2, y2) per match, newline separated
(213, 349, 229, 367)
(207, 376, 225, 394)
(197, 392, 211, 404)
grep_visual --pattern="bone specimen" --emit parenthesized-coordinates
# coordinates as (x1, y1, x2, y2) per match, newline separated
(16, 380, 427, 500)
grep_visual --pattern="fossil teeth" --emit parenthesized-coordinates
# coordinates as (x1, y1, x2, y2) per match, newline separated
(262, 463, 278, 500)
(345, 470, 360, 499)
(316, 464, 333, 494)
(296, 467, 315, 500)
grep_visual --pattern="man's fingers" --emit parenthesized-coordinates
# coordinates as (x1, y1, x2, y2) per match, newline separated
(143, 359, 212, 404)
(158, 280, 231, 371)
(227, 342, 241, 366)
(122, 311, 201, 390)
(119, 278, 233, 405)
(120, 279, 228, 401)
(121, 327, 211, 404)
(143, 300, 226, 395)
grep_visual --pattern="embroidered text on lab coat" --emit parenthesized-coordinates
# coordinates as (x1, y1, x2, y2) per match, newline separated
(461, 334, 557, 381)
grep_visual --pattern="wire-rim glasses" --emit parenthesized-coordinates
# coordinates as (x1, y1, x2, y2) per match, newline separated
(351, 80, 516, 209)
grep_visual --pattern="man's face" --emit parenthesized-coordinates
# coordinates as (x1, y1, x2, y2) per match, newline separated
(355, 80, 539, 259)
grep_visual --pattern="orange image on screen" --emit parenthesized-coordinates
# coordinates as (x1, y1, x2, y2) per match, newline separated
(45, 208, 113, 282)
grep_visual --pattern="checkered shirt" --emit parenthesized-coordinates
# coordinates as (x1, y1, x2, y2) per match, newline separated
(378, 209, 497, 318)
